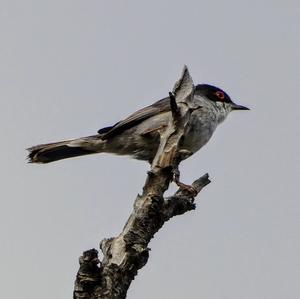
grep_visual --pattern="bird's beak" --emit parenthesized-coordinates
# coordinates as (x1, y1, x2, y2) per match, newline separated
(231, 102, 250, 110)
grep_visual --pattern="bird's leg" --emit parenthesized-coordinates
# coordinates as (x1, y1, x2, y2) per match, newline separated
(172, 167, 197, 196)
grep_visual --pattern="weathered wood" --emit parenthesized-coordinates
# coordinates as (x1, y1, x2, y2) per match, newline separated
(73, 66, 211, 299)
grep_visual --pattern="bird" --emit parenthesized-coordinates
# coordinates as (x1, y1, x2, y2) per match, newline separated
(27, 84, 249, 165)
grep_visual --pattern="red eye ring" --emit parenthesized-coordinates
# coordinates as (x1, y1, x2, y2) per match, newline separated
(215, 91, 225, 100)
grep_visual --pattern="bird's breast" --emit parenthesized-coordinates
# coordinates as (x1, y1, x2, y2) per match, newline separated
(181, 108, 218, 154)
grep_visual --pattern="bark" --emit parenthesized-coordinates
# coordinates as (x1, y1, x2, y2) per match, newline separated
(73, 66, 211, 299)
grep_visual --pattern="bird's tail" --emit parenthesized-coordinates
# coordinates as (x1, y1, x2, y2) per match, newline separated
(27, 135, 102, 164)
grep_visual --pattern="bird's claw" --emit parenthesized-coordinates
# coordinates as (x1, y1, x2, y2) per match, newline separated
(175, 181, 197, 196)
(172, 169, 197, 196)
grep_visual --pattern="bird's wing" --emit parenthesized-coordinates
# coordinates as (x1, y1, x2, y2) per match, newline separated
(98, 97, 171, 140)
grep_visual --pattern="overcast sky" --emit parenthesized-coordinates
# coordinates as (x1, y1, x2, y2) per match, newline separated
(1, 1, 299, 298)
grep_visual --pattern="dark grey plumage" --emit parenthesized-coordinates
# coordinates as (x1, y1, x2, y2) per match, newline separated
(27, 84, 249, 164)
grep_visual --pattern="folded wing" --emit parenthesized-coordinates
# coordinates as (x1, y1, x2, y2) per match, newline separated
(98, 97, 171, 140)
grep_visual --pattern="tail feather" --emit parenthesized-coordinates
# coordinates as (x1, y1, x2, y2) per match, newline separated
(27, 137, 99, 164)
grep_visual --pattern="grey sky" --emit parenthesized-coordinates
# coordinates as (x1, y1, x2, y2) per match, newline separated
(1, 1, 299, 298)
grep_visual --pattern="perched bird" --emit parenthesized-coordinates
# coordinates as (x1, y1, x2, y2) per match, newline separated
(27, 84, 249, 164)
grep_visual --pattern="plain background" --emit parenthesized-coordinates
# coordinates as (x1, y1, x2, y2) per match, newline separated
(1, 1, 299, 298)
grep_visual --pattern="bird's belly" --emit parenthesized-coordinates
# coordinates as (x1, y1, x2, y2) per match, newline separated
(181, 122, 216, 155)
(104, 110, 217, 162)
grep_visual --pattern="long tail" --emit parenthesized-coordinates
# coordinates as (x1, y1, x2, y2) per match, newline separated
(27, 135, 102, 164)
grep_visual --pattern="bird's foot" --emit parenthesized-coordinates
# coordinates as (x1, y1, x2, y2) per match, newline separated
(172, 168, 197, 196)
(175, 180, 197, 196)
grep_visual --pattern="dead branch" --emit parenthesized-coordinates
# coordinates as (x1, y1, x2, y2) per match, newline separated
(73, 66, 210, 299)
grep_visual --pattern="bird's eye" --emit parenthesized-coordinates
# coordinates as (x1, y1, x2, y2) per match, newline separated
(215, 91, 225, 100)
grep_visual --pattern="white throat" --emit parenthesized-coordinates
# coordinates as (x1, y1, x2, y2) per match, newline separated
(215, 102, 232, 124)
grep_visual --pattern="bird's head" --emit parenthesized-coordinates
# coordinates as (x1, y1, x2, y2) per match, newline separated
(195, 84, 250, 113)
